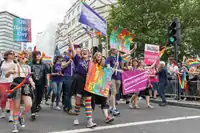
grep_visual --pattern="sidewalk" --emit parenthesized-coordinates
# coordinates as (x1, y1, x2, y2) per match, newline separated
(151, 98, 200, 109)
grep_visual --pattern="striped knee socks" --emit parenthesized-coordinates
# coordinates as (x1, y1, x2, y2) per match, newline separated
(13, 112, 19, 125)
(85, 97, 92, 120)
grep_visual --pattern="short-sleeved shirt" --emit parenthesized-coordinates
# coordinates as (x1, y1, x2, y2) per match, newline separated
(51, 63, 63, 82)
(105, 56, 122, 80)
(0, 61, 15, 82)
(63, 56, 74, 76)
(73, 54, 89, 77)
(149, 68, 158, 83)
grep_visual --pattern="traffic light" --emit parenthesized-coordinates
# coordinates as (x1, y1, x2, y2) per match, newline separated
(168, 18, 181, 45)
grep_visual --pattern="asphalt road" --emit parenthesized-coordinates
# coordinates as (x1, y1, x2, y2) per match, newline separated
(1, 101, 200, 133)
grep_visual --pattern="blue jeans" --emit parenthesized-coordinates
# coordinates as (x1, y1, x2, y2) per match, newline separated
(52, 81, 63, 106)
(63, 76, 73, 110)
(158, 83, 167, 103)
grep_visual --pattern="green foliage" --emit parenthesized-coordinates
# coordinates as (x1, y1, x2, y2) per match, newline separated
(108, 0, 200, 60)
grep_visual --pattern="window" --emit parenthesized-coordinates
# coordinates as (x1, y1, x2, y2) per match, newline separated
(77, 6, 80, 12)
(72, 10, 75, 16)
(68, 14, 71, 20)
(68, 22, 71, 27)
(85, 41, 89, 47)
(72, 18, 76, 25)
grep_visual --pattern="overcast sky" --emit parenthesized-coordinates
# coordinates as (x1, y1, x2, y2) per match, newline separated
(0, 0, 74, 45)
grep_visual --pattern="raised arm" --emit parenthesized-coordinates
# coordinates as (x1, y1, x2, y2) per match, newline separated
(68, 38, 76, 58)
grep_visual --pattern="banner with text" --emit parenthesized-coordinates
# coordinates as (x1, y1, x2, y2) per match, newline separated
(84, 62, 113, 97)
(144, 44, 160, 65)
(79, 3, 107, 36)
(13, 18, 32, 42)
(122, 70, 148, 95)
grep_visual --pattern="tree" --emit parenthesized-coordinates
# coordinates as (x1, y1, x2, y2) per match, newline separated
(108, 0, 200, 60)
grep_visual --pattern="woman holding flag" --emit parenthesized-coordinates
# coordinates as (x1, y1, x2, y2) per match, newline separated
(6, 51, 35, 133)
(69, 39, 97, 128)
(92, 52, 115, 123)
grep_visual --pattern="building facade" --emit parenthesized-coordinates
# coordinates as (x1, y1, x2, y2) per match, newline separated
(0, 11, 22, 52)
(56, 0, 117, 56)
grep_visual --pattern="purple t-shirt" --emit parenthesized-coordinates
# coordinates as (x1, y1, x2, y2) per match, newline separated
(73, 54, 89, 77)
(105, 56, 122, 80)
(51, 63, 63, 82)
(63, 56, 74, 76)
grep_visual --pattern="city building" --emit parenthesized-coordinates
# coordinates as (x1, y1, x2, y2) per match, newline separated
(56, 0, 117, 56)
(0, 11, 22, 52)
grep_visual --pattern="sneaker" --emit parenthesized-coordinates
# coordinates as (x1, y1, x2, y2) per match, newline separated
(45, 101, 50, 105)
(36, 106, 42, 112)
(8, 115, 14, 123)
(112, 109, 120, 116)
(73, 119, 79, 125)
(147, 105, 154, 109)
(129, 103, 134, 109)
(31, 113, 36, 121)
(105, 116, 114, 123)
(12, 124, 19, 133)
(0, 112, 6, 118)
(54, 106, 61, 111)
(18, 116, 25, 128)
(87, 119, 97, 128)
(134, 105, 141, 109)
(67, 109, 77, 115)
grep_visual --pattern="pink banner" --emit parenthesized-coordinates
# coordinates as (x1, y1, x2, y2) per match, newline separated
(122, 70, 148, 95)
(144, 44, 160, 65)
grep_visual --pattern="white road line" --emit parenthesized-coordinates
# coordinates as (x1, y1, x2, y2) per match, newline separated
(50, 116, 200, 133)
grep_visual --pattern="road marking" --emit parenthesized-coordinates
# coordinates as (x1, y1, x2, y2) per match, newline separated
(50, 116, 200, 133)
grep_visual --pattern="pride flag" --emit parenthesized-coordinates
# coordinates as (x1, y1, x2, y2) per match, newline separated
(159, 47, 166, 58)
(188, 61, 200, 67)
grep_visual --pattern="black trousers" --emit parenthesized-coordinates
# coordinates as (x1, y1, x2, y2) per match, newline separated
(31, 85, 45, 113)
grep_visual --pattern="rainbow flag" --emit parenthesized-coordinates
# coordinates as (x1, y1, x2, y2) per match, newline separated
(177, 72, 187, 90)
(159, 47, 166, 58)
(188, 61, 200, 67)
(122, 56, 131, 63)
(42, 56, 52, 64)
(84, 62, 113, 97)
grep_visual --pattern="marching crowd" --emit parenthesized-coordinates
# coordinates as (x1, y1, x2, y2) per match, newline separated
(0, 40, 200, 133)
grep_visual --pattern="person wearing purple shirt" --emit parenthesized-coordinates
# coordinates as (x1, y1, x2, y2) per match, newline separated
(50, 56, 63, 110)
(69, 39, 96, 128)
(62, 55, 76, 115)
(105, 48, 135, 116)
(105, 48, 123, 116)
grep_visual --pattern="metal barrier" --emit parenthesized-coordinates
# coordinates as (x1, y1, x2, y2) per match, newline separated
(165, 79, 200, 100)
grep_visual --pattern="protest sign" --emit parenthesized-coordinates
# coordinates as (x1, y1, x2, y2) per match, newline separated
(144, 44, 160, 65)
(122, 70, 148, 95)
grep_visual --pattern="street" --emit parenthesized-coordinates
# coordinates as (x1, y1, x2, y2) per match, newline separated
(1, 101, 200, 133)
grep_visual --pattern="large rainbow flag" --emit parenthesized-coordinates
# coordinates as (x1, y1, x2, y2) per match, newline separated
(110, 26, 135, 53)
(84, 62, 113, 97)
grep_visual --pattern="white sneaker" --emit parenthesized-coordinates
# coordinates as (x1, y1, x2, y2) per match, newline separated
(0, 112, 6, 118)
(87, 119, 97, 128)
(73, 119, 79, 125)
(8, 115, 14, 123)
(129, 103, 134, 109)
(54, 106, 61, 111)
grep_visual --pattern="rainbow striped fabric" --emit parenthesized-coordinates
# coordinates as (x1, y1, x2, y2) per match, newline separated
(42, 56, 52, 64)
(188, 61, 200, 67)
(159, 47, 166, 58)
